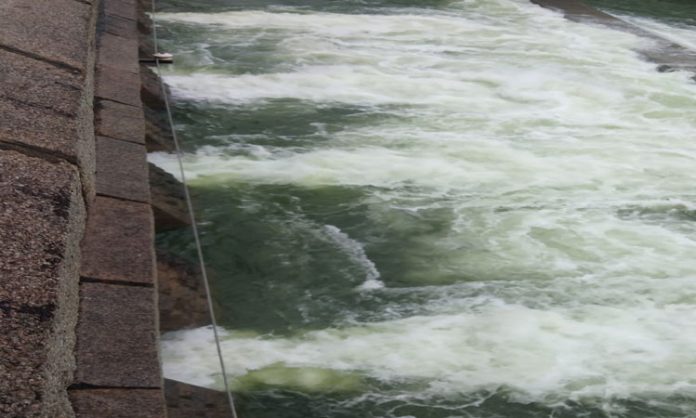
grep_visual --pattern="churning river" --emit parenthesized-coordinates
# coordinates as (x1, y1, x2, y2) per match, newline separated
(152, 0, 696, 416)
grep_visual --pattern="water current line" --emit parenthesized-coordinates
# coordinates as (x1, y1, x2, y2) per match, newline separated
(149, 2, 239, 417)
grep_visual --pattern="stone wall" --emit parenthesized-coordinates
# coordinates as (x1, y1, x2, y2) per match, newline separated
(0, 0, 167, 416)
(0, 0, 97, 416)
(68, 0, 166, 413)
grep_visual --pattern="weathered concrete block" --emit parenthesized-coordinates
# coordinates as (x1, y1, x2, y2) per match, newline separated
(96, 136, 150, 203)
(105, 0, 139, 22)
(0, 0, 96, 73)
(73, 282, 161, 388)
(0, 49, 96, 200)
(149, 163, 190, 231)
(0, 150, 85, 418)
(96, 64, 141, 107)
(95, 99, 145, 144)
(80, 196, 155, 284)
(70, 388, 166, 418)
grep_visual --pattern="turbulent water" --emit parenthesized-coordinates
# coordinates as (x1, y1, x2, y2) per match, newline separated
(152, 0, 696, 416)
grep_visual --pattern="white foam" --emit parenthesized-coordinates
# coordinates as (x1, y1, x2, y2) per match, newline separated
(155, 0, 696, 410)
(162, 301, 696, 405)
(322, 225, 383, 290)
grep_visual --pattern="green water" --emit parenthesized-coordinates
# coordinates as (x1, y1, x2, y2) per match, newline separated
(154, 0, 696, 416)
(587, 0, 696, 25)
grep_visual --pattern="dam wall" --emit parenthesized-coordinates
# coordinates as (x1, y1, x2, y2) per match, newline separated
(1, 0, 97, 415)
(0, 0, 167, 416)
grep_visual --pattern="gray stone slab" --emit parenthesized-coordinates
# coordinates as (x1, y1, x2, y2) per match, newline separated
(73, 282, 161, 388)
(0, 49, 96, 198)
(105, 0, 139, 22)
(96, 99, 145, 144)
(96, 64, 142, 107)
(0, 48, 84, 117)
(101, 12, 138, 41)
(80, 196, 155, 284)
(0, 149, 85, 418)
(144, 107, 175, 152)
(96, 136, 150, 203)
(70, 388, 166, 418)
(0, 0, 96, 73)
(98, 32, 140, 75)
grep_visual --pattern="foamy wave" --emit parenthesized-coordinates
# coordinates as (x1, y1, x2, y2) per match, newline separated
(155, 0, 696, 412)
(323, 225, 383, 290)
(162, 302, 696, 404)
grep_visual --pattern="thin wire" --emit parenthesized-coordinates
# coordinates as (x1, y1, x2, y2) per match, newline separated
(149, 2, 239, 417)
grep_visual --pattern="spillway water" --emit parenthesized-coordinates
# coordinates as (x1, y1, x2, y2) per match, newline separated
(152, 0, 696, 416)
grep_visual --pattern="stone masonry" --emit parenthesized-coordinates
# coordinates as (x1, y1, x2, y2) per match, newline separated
(0, 0, 97, 415)
(69, 0, 166, 416)
(0, 0, 166, 416)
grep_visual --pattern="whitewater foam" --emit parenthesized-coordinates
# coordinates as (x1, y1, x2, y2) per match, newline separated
(154, 0, 696, 413)
(322, 225, 384, 290)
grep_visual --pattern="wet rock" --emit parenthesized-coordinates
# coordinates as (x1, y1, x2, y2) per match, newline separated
(96, 64, 141, 107)
(0, 0, 97, 73)
(139, 34, 157, 62)
(149, 163, 190, 231)
(144, 105, 175, 152)
(157, 251, 215, 332)
(141, 64, 167, 111)
(140, 65, 176, 151)
(657, 64, 674, 73)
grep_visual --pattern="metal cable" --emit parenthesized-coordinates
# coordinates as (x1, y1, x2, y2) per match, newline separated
(149, 2, 239, 417)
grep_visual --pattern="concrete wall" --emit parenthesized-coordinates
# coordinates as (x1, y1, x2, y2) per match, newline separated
(0, 0, 166, 416)
(1, 0, 97, 416)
